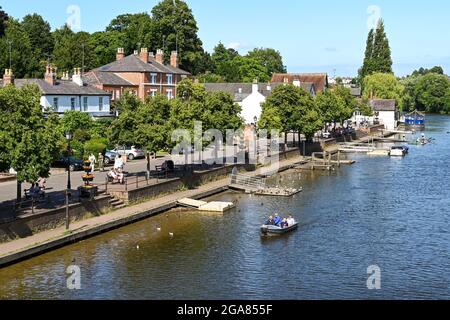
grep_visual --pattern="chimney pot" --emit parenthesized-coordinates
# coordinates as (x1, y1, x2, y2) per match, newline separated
(72, 68, 83, 86)
(116, 47, 125, 61)
(156, 49, 164, 64)
(45, 65, 56, 86)
(139, 48, 149, 63)
(3, 69, 14, 87)
(170, 51, 179, 68)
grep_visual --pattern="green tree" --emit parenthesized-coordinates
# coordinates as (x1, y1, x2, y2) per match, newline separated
(260, 84, 320, 141)
(0, 19, 34, 78)
(236, 57, 271, 83)
(90, 31, 125, 67)
(362, 73, 405, 109)
(0, 6, 9, 37)
(412, 66, 444, 77)
(359, 20, 393, 83)
(246, 47, 286, 75)
(196, 72, 225, 83)
(315, 90, 347, 124)
(21, 14, 54, 77)
(108, 93, 143, 147)
(371, 20, 393, 74)
(151, 0, 206, 74)
(0, 84, 61, 200)
(106, 13, 153, 55)
(58, 110, 93, 137)
(53, 26, 97, 73)
(415, 73, 450, 113)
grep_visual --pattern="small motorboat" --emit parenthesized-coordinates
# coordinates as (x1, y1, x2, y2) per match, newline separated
(390, 146, 407, 157)
(261, 223, 299, 236)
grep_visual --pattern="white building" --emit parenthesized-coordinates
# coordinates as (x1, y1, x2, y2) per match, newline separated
(352, 99, 399, 130)
(204, 81, 316, 125)
(1, 67, 112, 118)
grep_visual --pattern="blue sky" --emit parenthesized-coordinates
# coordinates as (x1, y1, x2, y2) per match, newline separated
(2, 0, 449, 76)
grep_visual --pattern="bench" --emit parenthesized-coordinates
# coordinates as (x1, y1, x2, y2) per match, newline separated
(155, 160, 175, 177)
(24, 188, 46, 200)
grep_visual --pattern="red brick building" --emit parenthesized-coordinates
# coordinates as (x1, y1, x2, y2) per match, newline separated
(271, 73, 329, 93)
(84, 48, 190, 101)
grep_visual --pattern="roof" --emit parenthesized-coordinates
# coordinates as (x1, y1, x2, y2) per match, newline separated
(271, 73, 328, 92)
(0, 79, 111, 96)
(369, 99, 397, 112)
(93, 54, 190, 76)
(203, 82, 315, 102)
(350, 87, 362, 97)
(83, 71, 134, 87)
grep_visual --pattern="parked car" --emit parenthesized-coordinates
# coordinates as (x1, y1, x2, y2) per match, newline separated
(52, 156, 84, 171)
(112, 146, 145, 161)
(104, 150, 118, 166)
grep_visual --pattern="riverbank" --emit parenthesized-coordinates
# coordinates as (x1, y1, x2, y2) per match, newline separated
(0, 155, 305, 268)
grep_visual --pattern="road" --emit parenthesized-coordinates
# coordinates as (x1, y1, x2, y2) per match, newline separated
(0, 157, 168, 203)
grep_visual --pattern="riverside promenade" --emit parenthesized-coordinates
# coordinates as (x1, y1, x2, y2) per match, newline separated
(0, 155, 305, 268)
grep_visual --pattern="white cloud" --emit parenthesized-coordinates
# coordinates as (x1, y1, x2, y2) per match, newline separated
(227, 42, 250, 50)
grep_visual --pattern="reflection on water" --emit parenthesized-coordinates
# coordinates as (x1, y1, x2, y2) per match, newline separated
(1, 115, 450, 300)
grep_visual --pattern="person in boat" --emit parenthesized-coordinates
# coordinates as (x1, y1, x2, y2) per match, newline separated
(287, 215, 296, 227)
(280, 218, 288, 228)
(266, 215, 275, 226)
(274, 213, 282, 226)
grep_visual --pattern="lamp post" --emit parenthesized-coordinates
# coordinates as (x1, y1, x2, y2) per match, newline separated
(66, 132, 73, 191)
(65, 132, 72, 230)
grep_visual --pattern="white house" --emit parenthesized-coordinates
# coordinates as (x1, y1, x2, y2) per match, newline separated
(1, 67, 112, 118)
(204, 81, 316, 125)
(352, 99, 399, 130)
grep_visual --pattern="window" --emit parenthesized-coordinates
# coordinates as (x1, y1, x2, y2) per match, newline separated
(167, 89, 173, 100)
(150, 73, 157, 84)
(99, 97, 103, 111)
(53, 97, 58, 110)
(83, 97, 88, 112)
(116, 90, 121, 100)
(151, 89, 157, 97)
(70, 98, 76, 110)
(167, 74, 173, 85)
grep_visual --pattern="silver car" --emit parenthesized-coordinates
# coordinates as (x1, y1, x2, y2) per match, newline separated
(112, 146, 145, 161)
(103, 150, 118, 166)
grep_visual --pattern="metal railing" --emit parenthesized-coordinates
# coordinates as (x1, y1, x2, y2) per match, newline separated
(230, 173, 266, 190)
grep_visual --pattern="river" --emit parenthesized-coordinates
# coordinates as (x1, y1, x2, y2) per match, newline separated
(1, 115, 449, 300)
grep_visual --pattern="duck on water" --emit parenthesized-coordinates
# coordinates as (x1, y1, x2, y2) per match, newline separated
(261, 213, 299, 236)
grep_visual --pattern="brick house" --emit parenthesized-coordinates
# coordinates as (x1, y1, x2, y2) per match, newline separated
(84, 48, 190, 101)
(271, 73, 329, 92)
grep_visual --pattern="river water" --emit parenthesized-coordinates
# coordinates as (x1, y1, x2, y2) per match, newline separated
(1, 115, 449, 300)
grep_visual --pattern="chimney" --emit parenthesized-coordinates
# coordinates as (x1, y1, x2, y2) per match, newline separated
(156, 49, 164, 64)
(170, 51, 178, 68)
(252, 79, 258, 94)
(3, 69, 14, 87)
(61, 71, 70, 81)
(139, 48, 149, 63)
(45, 65, 56, 86)
(116, 48, 125, 61)
(72, 68, 83, 87)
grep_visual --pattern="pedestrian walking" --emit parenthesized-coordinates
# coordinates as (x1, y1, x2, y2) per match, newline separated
(88, 153, 97, 173)
(98, 153, 104, 172)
